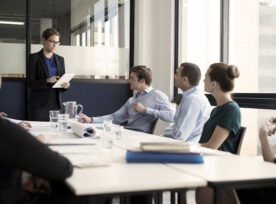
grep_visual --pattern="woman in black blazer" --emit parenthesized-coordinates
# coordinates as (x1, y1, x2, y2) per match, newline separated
(27, 28, 70, 121)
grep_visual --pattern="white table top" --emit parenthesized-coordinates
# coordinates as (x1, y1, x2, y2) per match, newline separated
(28, 121, 276, 195)
(66, 162, 206, 196)
(167, 155, 276, 183)
(29, 122, 207, 195)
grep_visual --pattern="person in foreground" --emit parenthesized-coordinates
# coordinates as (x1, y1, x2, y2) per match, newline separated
(237, 117, 276, 203)
(79, 65, 174, 133)
(163, 62, 211, 142)
(27, 28, 70, 121)
(196, 63, 241, 204)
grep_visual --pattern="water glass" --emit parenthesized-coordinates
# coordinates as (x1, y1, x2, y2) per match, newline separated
(103, 120, 113, 148)
(113, 126, 123, 140)
(103, 119, 112, 131)
(58, 114, 69, 132)
(49, 110, 59, 129)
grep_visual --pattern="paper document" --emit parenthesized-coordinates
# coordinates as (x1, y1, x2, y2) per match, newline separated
(66, 155, 109, 168)
(46, 138, 96, 146)
(53, 73, 75, 88)
(71, 122, 97, 138)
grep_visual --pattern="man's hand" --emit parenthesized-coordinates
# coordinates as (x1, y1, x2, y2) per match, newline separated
(18, 121, 32, 131)
(0, 112, 7, 117)
(133, 102, 147, 113)
(260, 117, 276, 137)
(46, 76, 60, 83)
(22, 176, 51, 195)
(78, 114, 92, 123)
(60, 82, 70, 89)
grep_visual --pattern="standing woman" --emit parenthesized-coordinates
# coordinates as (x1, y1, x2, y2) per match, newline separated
(196, 63, 241, 204)
(27, 28, 70, 121)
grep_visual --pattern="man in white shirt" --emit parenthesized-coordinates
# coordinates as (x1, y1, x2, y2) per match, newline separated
(163, 62, 211, 142)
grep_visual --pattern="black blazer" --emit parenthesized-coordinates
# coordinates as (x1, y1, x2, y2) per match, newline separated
(0, 118, 73, 202)
(27, 49, 66, 110)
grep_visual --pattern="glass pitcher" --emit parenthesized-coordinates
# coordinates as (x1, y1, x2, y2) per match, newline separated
(63, 101, 83, 120)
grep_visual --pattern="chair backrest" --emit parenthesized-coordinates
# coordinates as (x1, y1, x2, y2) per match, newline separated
(120, 118, 158, 134)
(236, 126, 246, 155)
(150, 118, 159, 134)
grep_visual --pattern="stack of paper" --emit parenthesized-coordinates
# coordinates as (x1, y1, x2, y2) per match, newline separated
(126, 142, 203, 163)
(140, 142, 200, 153)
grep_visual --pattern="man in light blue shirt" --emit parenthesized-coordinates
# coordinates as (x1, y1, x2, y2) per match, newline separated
(163, 62, 211, 142)
(79, 65, 174, 133)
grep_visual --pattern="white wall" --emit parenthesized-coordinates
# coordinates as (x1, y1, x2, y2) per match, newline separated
(134, 0, 174, 100)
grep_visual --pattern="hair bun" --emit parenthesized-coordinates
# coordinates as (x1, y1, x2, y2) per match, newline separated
(227, 65, 240, 79)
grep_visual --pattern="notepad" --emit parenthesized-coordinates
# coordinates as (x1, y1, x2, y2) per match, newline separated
(53, 73, 75, 88)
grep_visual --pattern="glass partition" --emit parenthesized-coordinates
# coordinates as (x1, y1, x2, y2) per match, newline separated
(31, 0, 130, 79)
(0, 0, 26, 77)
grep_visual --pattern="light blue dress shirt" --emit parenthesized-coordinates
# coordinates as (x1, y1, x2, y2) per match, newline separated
(163, 86, 211, 142)
(93, 87, 174, 133)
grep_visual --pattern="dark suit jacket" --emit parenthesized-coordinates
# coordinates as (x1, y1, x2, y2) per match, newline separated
(27, 49, 66, 120)
(0, 118, 73, 203)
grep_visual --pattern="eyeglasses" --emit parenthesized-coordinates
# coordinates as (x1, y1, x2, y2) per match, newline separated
(47, 40, 60, 46)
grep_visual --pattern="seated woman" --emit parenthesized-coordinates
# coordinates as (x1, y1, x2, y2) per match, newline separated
(196, 63, 241, 204)
(199, 62, 241, 153)
(237, 117, 276, 203)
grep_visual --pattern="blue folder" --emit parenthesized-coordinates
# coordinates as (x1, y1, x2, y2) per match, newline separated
(126, 150, 204, 163)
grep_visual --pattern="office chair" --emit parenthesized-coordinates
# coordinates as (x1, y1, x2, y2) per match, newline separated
(235, 126, 247, 155)
(121, 118, 159, 134)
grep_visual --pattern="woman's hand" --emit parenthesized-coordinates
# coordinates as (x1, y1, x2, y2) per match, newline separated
(60, 82, 70, 89)
(46, 76, 60, 83)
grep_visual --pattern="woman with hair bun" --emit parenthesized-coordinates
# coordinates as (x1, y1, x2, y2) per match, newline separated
(199, 62, 241, 153)
(196, 63, 241, 204)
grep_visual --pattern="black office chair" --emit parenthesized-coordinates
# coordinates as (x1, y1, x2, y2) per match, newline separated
(235, 126, 247, 155)
(121, 118, 159, 134)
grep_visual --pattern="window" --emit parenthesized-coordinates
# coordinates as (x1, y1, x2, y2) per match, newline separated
(177, 0, 220, 92)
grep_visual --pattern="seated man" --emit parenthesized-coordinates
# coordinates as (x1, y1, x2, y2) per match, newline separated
(163, 62, 211, 142)
(79, 65, 174, 133)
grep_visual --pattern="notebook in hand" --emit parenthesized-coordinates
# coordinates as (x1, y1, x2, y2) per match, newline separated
(126, 150, 203, 163)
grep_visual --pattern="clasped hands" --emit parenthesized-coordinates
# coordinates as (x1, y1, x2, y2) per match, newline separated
(260, 117, 276, 137)
(46, 76, 70, 89)
(22, 176, 51, 195)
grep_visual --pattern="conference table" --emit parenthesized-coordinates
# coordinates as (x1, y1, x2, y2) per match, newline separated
(28, 121, 276, 204)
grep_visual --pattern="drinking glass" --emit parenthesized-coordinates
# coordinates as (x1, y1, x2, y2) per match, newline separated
(113, 125, 123, 140)
(58, 114, 69, 132)
(49, 110, 59, 129)
(103, 119, 113, 148)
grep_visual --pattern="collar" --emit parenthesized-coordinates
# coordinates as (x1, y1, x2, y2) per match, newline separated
(182, 86, 198, 98)
(135, 87, 153, 98)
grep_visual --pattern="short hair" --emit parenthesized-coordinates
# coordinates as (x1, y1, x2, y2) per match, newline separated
(208, 63, 240, 92)
(41, 28, 60, 40)
(130, 65, 152, 86)
(180, 62, 201, 86)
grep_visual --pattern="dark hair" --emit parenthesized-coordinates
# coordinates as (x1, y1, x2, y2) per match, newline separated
(208, 63, 240, 92)
(180, 62, 201, 86)
(130, 65, 152, 86)
(42, 28, 60, 40)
